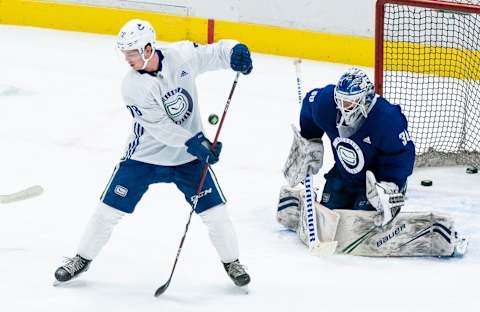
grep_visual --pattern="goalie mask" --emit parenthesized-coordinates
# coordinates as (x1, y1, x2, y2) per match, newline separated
(334, 68, 375, 127)
(116, 19, 156, 70)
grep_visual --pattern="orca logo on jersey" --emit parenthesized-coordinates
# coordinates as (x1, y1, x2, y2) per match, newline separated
(162, 88, 194, 125)
(333, 137, 365, 174)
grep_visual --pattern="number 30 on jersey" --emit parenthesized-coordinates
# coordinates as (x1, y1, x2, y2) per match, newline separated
(399, 129, 412, 146)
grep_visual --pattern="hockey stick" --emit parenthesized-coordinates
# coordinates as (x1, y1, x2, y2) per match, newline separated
(293, 60, 329, 254)
(154, 72, 240, 297)
(0, 185, 44, 204)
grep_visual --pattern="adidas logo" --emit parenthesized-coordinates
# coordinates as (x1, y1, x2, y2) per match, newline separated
(180, 70, 188, 77)
(363, 136, 371, 144)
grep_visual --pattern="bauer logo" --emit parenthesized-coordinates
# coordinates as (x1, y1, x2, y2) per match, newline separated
(114, 185, 128, 197)
(333, 137, 365, 174)
(376, 223, 406, 247)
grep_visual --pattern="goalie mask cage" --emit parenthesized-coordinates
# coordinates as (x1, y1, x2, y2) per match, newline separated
(375, 0, 480, 168)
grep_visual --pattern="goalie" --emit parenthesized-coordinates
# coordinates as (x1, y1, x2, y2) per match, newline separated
(279, 68, 467, 257)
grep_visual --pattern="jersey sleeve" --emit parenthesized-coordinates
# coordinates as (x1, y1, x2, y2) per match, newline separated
(374, 106, 416, 188)
(190, 40, 238, 75)
(299, 89, 325, 139)
(121, 79, 193, 147)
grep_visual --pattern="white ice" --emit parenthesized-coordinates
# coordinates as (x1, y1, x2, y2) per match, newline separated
(0, 25, 479, 312)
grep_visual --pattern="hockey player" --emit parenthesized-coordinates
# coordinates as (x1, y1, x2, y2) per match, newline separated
(279, 68, 468, 257)
(284, 68, 415, 222)
(279, 68, 421, 254)
(54, 19, 252, 287)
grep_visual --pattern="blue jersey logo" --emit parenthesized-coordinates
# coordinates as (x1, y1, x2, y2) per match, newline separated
(162, 88, 193, 125)
(333, 137, 365, 174)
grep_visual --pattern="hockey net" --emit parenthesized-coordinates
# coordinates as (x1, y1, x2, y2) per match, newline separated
(375, 0, 480, 167)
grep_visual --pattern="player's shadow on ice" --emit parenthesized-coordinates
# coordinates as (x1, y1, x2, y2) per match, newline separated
(53, 280, 89, 289)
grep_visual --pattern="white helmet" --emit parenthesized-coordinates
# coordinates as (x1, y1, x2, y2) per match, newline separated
(117, 19, 156, 68)
(334, 68, 375, 127)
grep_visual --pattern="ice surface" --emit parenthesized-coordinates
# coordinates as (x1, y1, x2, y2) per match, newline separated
(0, 25, 478, 312)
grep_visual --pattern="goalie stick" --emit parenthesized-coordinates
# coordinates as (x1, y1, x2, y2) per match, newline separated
(293, 59, 321, 252)
(0, 185, 44, 204)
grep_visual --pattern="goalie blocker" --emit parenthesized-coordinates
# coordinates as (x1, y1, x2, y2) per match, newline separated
(277, 186, 468, 257)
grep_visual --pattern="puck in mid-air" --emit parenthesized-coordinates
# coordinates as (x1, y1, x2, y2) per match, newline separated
(421, 180, 433, 187)
(466, 166, 478, 174)
(208, 113, 219, 125)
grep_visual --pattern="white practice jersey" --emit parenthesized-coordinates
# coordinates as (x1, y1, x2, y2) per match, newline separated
(120, 40, 238, 166)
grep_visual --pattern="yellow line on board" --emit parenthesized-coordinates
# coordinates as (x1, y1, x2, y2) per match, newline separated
(384, 41, 480, 80)
(0, 0, 209, 43)
(214, 19, 375, 67)
(0, 0, 376, 66)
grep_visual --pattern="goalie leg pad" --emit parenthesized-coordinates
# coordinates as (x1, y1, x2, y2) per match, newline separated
(277, 185, 340, 247)
(334, 210, 466, 257)
(277, 185, 302, 231)
(297, 202, 340, 247)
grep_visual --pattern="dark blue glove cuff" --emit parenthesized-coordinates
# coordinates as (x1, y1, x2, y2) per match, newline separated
(230, 43, 253, 75)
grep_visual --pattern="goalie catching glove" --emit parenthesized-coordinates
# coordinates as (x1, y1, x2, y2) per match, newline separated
(366, 170, 405, 227)
(283, 125, 324, 187)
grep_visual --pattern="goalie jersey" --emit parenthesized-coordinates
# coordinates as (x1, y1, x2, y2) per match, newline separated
(300, 85, 415, 191)
(120, 40, 238, 166)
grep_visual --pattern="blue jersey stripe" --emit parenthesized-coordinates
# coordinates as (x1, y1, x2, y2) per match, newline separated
(123, 122, 145, 159)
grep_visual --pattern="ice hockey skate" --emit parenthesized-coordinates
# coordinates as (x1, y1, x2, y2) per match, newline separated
(53, 255, 91, 286)
(223, 259, 250, 292)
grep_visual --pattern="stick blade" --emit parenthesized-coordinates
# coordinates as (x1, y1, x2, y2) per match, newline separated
(0, 185, 44, 204)
(154, 281, 170, 297)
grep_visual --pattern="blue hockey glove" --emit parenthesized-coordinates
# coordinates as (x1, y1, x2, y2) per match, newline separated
(185, 132, 223, 164)
(230, 43, 253, 75)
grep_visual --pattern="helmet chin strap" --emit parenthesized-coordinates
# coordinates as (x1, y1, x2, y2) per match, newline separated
(140, 48, 155, 70)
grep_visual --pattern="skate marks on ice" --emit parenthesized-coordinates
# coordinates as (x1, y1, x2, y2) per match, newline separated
(0, 247, 28, 254)
(0, 84, 34, 96)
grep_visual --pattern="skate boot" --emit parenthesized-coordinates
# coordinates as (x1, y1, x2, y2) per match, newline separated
(223, 259, 250, 287)
(54, 254, 91, 284)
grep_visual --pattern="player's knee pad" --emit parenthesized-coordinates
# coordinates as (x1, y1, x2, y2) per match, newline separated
(198, 204, 230, 224)
(96, 202, 126, 223)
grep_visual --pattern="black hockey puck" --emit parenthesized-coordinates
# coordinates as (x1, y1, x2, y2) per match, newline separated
(466, 166, 478, 174)
(421, 180, 433, 187)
